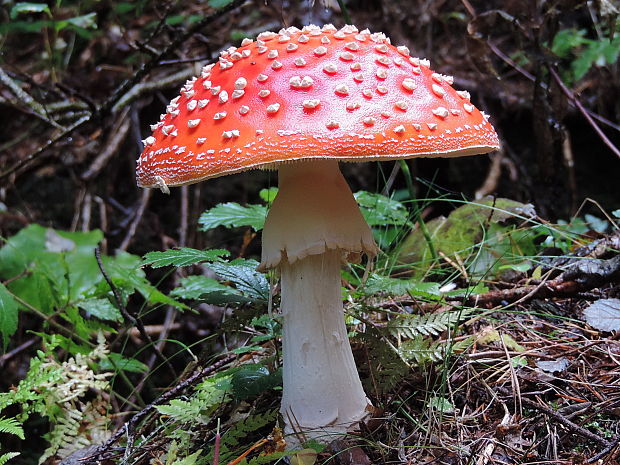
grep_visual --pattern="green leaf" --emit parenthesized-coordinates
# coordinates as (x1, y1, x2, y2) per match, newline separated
(230, 364, 281, 399)
(0, 417, 25, 439)
(100, 352, 149, 373)
(143, 247, 229, 268)
(78, 297, 122, 322)
(10, 2, 51, 19)
(354, 191, 410, 226)
(428, 396, 454, 413)
(170, 275, 231, 300)
(259, 187, 278, 203)
(364, 274, 441, 298)
(0, 284, 19, 352)
(198, 202, 267, 232)
(209, 259, 269, 301)
(64, 12, 97, 29)
(208, 0, 236, 8)
(551, 28, 588, 58)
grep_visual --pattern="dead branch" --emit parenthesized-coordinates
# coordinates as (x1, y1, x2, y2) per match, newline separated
(82, 354, 237, 464)
(81, 110, 132, 181)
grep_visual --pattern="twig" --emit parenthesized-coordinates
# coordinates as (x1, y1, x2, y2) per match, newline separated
(83, 354, 236, 464)
(94, 246, 176, 378)
(0, 114, 90, 180)
(497, 387, 612, 448)
(0, 0, 248, 182)
(548, 67, 620, 160)
(110, 68, 196, 114)
(0, 66, 63, 129)
(119, 189, 152, 251)
(81, 109, 132, 181)
(587, 435, 620, 463)
(98, 0, 248, 119)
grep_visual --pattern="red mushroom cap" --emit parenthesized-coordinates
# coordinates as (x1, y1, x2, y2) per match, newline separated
(137, 24, 499, 189)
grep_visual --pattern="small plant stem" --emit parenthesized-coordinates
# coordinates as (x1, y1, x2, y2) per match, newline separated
(213, 418, 221, 465)
(398, 160, 439, 263)
(337, 0, 352, 24)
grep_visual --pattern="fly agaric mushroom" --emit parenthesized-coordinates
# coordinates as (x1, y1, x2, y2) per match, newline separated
(137, 24, 499, 441)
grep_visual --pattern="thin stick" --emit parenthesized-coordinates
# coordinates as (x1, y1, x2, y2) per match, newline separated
(83, 354, 236, 464)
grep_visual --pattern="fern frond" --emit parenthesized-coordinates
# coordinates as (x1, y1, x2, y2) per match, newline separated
(0, 417, 24, 439)
(0, 453, 20, 465)
(356, 330, 409, 393)
(387, 309, 473, 339)
(206, 410, 278, 464)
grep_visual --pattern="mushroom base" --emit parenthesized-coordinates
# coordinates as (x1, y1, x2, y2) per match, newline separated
(280, 249, 371, 442)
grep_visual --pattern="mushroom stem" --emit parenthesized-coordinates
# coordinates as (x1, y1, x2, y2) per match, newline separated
(280, 250, 370, 438)
(260, 160, 377, 441)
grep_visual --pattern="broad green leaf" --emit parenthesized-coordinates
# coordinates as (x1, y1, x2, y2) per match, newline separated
(198, 202, 267, 232)
(10, 2, 51, 19)
(230, 364, 281, 400)
(170, 275, 231, 300)
(0, 283, 19, 351)
(209, 259, 269, 301)
(143, 247, 229, 268)
(78, 297, 122, 322)
(103, 254, 187, 310)
(354, 191, 410, 227)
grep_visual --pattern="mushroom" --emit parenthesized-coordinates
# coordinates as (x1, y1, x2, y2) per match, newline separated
(137, 24, 499, 441)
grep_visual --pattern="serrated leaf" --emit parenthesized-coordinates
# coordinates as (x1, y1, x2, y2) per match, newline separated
(143, 248, 229, 268)
(78, 297, 122, 322)
(583, 298, 620, 332)
(209, 259, 269, 301)
(199, 202, 267, 232)
(0, 284, 19, 352)
(170, 275, 231, 300)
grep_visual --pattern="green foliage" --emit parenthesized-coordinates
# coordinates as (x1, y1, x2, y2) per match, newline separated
(0, 416, 24, 465)
(354, 191, 411, 227)
(230, 364, 282, 400)
(0, 225, 184, 352)
(397, 198, 541, 278)
(387, 309, 474, 339)
(0, 284, 18, 351)
(199, 203, 268, 232)
(3, 2, 98, 37)
(0, 335, 111, 462)
(156, 377, 229, 427)
(552, 27, 620, 82)
(209, 259, 269, 302)
(205, 410, 279, 464)
(208, 0, 237, 8)
(143, 247, 230, 268)
(0, 453, 20, 465)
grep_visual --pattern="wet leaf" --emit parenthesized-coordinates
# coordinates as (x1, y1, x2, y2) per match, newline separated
(583, 298, 620, 332)
(536, 357, 569, 373)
